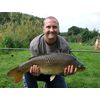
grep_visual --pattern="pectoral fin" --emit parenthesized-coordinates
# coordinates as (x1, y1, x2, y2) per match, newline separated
(50, 75, 56, 81)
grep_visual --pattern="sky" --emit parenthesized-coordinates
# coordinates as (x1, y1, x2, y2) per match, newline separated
(0, 0, 100, 32)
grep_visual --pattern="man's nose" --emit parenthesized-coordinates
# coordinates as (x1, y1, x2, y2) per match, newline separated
(50, 27, 54, 32)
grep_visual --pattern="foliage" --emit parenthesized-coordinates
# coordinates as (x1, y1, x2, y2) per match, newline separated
(67, 26, 80, 35)
(0, 12, 44, 48)
(2, 36, 14, 48)
(65, 26, 100, 44)
(0, 12, 11, 24)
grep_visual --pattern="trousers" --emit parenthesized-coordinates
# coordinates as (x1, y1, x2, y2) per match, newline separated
(24, 72, 67, 88)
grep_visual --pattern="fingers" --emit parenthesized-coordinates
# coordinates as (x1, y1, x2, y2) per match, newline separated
(64, 65, 77, 75)
(30, 65, 40, 76)
(74, 67, 77, 73)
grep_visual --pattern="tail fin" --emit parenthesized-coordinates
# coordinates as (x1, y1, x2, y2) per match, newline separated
(7, 67, 23, 83)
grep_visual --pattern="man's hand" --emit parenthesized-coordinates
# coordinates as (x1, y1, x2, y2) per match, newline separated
(64, 65, 77, 75)
(29, 65, 40, 76)
(30, 65, 77, 76)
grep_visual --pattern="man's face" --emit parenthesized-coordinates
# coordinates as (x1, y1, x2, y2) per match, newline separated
(43, 18, 59, 45)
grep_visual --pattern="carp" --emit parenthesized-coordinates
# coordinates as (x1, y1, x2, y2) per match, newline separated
(7, 53, 85, 83)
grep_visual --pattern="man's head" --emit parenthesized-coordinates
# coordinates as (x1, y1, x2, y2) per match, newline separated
(43, 16, 60, 45)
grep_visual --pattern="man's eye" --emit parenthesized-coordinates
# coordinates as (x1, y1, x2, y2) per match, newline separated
(46, 26, 57, 29)
(53, 26, 57, 29)
(47, 26, 50, 28)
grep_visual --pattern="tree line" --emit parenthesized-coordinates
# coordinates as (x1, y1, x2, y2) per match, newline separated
(61, 26, 100, 45)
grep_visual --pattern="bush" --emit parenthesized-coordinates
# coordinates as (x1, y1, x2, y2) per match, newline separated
(1, 36, 24, 48)
(2, 36, 14, 48)
(66, 35, 77, 42)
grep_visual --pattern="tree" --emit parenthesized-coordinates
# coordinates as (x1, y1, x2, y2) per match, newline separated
(67, 26, 80, 35)
(0, 12, 10, 25)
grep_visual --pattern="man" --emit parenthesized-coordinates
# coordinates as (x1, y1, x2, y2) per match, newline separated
(24, 16, 77, 88)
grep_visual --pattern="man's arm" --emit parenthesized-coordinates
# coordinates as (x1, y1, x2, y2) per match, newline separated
(29, 36, 41, 76)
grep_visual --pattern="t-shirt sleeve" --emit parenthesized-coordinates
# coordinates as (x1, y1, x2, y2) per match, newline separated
(59, 36, 71, 54)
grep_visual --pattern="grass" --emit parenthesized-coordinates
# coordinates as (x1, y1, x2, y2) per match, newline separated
(0, 50, 31, 88)
(66, 43, 100, 88)
(0, 43, 100, 88)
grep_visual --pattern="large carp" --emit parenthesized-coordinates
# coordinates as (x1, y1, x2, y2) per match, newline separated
(7, 53, 85, 83)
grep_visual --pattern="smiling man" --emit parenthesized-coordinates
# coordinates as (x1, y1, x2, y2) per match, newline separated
(24, 16, 77, 88)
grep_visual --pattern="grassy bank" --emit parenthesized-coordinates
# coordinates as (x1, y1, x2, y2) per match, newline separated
(0, 43, 100, 88)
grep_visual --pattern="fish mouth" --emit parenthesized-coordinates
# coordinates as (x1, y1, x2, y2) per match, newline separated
(71, 60, 85, 70)
(78, 64, 85, 70)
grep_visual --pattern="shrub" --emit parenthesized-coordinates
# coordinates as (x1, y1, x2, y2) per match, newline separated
(2, 36, 14, 48)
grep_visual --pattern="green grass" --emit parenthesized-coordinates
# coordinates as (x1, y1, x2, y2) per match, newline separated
(66, 43, 100, 88)
(0, 43, 100, 88)
(0, 50, 31, 88)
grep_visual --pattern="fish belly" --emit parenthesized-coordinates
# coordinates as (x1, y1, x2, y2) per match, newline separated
(40, 65, 64, 75)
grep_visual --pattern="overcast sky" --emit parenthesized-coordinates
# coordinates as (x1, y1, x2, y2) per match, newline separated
(0, 0, 100, 32)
